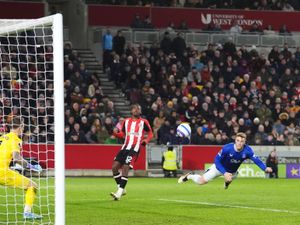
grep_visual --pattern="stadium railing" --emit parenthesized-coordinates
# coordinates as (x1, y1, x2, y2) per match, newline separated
(90, 27, 300, 47)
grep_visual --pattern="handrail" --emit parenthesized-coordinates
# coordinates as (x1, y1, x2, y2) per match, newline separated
(92, 27, 300, 47)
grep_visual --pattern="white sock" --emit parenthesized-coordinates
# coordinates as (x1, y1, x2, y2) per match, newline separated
(24, 205, 31, 213)
(116, 187, 124, 197)
(187, 174, 201, 184)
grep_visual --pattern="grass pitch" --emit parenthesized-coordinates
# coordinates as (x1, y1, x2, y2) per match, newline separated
(66, 177, 300, 225)
(0, 177, 299, 224)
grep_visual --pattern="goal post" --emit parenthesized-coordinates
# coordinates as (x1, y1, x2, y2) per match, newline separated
(53, 13, 65, 225)
(0, 14, 65, 224)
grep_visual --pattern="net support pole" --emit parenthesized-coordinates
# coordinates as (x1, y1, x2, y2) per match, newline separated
(52, 13, 65, 225)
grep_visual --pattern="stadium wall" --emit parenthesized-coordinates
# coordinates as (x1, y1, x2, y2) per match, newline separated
(0, 1, 45, 19)
(88, 5, 300, 31)
(23, 144, 300, 171)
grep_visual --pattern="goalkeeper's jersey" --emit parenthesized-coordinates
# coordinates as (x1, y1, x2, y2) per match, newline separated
(0, 132, 21, 169)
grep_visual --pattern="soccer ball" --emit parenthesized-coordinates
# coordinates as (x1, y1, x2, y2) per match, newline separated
(253, 117, 260, 124)
(176, 123, 191, 138)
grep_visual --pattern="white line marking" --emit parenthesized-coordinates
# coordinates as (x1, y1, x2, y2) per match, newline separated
(158, 199, 300, 214)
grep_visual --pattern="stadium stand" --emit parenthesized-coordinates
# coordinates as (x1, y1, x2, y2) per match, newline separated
(63, 42, 128, 144)
(85, 0, 300, 11)
(59, 1, 300, 145)
(0, 33, 55, 144)
(62, 27, 300, 145)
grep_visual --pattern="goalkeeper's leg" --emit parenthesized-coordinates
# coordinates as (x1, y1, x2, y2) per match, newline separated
(24, 182, 37, 214)
(23, 181, 42, 219)
(2, 170, 42, 219)
(12, 172, 42, 219)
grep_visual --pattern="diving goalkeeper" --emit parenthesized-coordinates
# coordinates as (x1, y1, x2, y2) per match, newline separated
(0, 117, 42, 220)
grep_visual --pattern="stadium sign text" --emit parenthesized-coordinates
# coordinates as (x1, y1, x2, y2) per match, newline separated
(201, 13, 263, 27)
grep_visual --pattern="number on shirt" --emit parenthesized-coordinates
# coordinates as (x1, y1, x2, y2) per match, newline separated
(125, 156, 133, 164)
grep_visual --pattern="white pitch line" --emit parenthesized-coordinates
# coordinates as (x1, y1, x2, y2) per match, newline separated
(158, 199, 300, 214)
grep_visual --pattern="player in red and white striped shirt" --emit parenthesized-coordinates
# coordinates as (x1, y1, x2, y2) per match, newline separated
(111, 104, 153, 200)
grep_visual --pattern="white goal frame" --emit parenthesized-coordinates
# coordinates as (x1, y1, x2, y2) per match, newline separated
(0, 14, 65, 225)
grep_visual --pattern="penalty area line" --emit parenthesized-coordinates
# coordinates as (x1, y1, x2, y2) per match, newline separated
(158, 199, 300, 214)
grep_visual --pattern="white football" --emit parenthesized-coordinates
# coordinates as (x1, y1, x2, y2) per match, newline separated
(176, 123, 191, 138)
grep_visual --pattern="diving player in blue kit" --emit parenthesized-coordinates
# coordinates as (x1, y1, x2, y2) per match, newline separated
(178, 132, 273, 189)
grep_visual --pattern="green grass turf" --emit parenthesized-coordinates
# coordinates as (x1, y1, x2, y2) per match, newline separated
(1, 177, 299, 224)
(66, 177, 300, 225)
(0, 177, 54, 225)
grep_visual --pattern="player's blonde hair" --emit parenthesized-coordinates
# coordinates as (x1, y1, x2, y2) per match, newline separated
(236, 132, 247, 140)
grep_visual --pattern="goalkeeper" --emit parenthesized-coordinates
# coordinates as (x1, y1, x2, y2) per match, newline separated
(0, 117, 42, 220)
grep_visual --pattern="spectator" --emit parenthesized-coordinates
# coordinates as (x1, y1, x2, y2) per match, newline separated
(153, 110, 165, 139)
(263, 25, 276, 35)
(230, 21, 243, 34)
(191, 126, 205, 144)
(70, 86, 84, 104)
(160, 31, 173, 55)
(65, 125, 71, 142)
(80, 116, 90, 134)
(253, 124, 268, 145)
(157, 120, 172, 144)
(113, 30, 126, 56)
(266, 150, 279, 178)
(131, 14, 144, 29)
(69, 123, 87, 143)
(143, 15, 154, 29)
(223, 37, 236, 56)
(285, 132, 300, 145)
(256, 105, 273, 123)
(171, 32, 186, 59)
(165, 21, 176, 34)
(248, 23, 263, 34)
(102, 29, 113, 70)
(177, 20, 189, 30)
(281, 43, 292, 59)
(279, 24, 292, 36)
(85, 125, 100, 143)
(187, 66, 201, 83)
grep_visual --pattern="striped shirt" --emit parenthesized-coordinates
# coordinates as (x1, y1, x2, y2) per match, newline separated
(114, 117, 153, 152)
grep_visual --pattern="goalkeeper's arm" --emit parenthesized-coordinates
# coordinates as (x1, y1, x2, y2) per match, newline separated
(12, 151, 42, 173)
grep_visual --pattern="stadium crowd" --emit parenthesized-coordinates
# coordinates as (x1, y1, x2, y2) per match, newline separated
(62, 26, 300, 146)
(0, 31, 55, 144)
(63, 42, 122, 144)
(0, 24, 299, 147)
(87, 0, 300, 11)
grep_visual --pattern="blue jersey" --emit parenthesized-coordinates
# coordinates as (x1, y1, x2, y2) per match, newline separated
(214, 143, 267, 174)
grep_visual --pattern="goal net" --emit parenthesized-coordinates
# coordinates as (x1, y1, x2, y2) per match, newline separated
(0, 14, 64, 224)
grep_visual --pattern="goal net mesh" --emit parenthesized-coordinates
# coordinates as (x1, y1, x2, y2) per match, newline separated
(0, 18, 56, 224)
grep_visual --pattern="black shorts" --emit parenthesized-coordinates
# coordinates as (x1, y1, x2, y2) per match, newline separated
(114, 149, 138, 165)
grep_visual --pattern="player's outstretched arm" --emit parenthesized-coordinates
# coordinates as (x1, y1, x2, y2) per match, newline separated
(12, 151, 42, 173)
(13, 151, 30, 168)
(249, 152, 268, 171)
